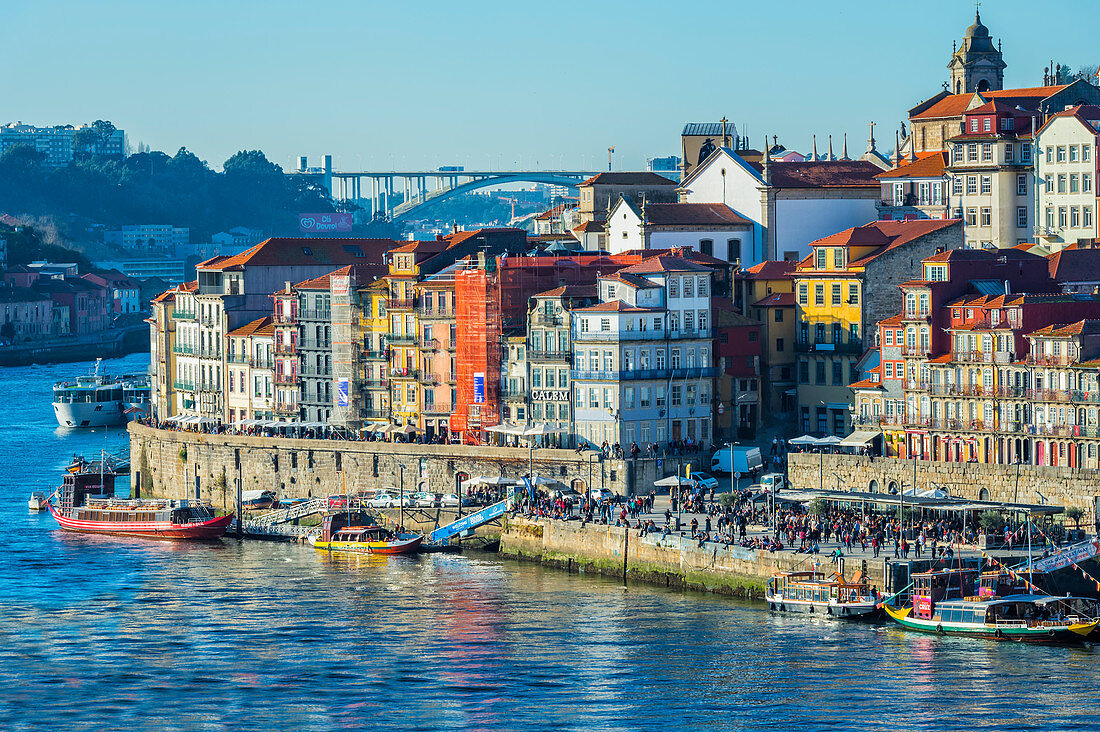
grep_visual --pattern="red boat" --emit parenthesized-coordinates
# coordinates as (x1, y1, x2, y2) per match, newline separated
(48, 467, 233, 540)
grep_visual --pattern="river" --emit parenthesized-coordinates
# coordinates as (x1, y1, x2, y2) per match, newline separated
(0, 354, 1097, 731)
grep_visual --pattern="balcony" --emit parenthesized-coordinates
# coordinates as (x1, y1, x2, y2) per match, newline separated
(250, 357, 274, 370)
(418, 307, 455, 319)
(387, 333, 417, 346)
(386, 297, 417, 310)
(528, 349, 571, 363)
(299, 308, 331, 321)
(361, 348, 387, 360)
(360, 407, 388, 419)
(171, 311, 196, 321)
(274, 402, 298, 415)
(390, 368, 419, 380)
(298, 339, 331, 350)
(227, 353, 248, 364)
(197, 348, 221, 360)
(361, 379, 388, 390)
(200, 315, 217, 327)
(532, 313, 563, 327)
(1029, 388, 1100, 404)
(197, 383, 221, 394)
(172, 345, 196, 356)
(573, 330, 669, 342)
(274, 342, 297, 356)
(419, 372, 440, 385)
(274, 371, 298, 385)
(953, 350, 1016, 364)
(273, 313, 296, 325)
(571, 366, 719, 381)
(416, 337, 439, 350)
(423, 402, 453, 415)
(794, 341, 864, 355)
(901, 345, 930, 357)
(924, 383, 1028, 398)
(1027, 353, 1076, 367)
(172, 380, 195, 391)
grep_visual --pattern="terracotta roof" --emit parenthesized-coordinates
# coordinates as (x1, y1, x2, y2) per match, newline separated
(799, 220, 961, 270)
(535, 203, 573, 220)
(745, 159, 882, 189)
(876, 151, 949, 179)
(531, 284, 597, 299)
(151, 290, 175, 304)
(227, 316, 273, 337)
(601, 271, 661, 289)
(1037, 105, 1100, 136)
(295, 263, 383, 290)
(1049, 247, 1100, 283)
(620, 253, 714, 274)
(641, 203, 753, 227)
(922, 247, 1040, 264)
(1028, 320, 1100, 338)
(744, 260, 796, 280)
(198, 238, 397, 271)
(573, 300, 659, 313)
(580, 172, 676, 186)
(849, 378, 883, 390)
(753, 292, 795, 307)
(879, 314, 904, 326)
(573, 221, 604, 233)
(910, 86, 1067, 121)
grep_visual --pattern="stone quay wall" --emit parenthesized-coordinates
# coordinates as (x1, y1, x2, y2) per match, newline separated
(499, 516, 889, 598)
(788, 453, 1100, 514)
(128, 424, 698, 511)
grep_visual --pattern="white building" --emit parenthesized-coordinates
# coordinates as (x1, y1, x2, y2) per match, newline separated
(225, 316, 275, 424)
(679, 147, 882, 262)
(571, 253, 716, 449)
(0, 122, 124, 166)
(1035, 105, 1099, 250)
(106, 225, 189, 252)
(605, 197, 756, 266)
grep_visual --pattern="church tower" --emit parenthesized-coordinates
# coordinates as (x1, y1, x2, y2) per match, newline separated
(948, 10, 1006, 95)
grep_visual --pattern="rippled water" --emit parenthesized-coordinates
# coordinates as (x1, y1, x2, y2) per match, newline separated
(1, 355, 1098, 731)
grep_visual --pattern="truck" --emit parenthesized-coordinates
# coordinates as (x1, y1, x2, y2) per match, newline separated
(710, 445, 764, 475)
(755, 473, 786, 493)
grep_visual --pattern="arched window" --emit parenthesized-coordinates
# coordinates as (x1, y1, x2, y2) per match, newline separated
(979, 487, 990, 501)
(726, 238, 741, 264)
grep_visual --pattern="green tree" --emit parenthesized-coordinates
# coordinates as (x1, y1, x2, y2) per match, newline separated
(72, 128, 99, 154)
(808, 498, 828, 516)
(1065, 506, 1085, 532)
(978, 510, 1005, 535)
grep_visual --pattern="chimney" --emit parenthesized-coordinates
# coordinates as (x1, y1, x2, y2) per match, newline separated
(1004, 280, 1010, 295)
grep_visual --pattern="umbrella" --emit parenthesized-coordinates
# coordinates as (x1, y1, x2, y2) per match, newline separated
(460, 476, 521, 489)
(788, 435, 819, 446)
(530, 475, 566, 488)
(817, 435, 843, 446)
(522, 424, 565, 436)
(654, 475, 693, 487)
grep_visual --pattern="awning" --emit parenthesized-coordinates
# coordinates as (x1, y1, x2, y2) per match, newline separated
(839, 431, 878, 448)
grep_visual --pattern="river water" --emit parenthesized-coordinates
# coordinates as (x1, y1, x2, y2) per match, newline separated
(1, 354, 1098, 731)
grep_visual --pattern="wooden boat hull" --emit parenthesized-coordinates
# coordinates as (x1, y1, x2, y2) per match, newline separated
(312, 533, 423, 555)
(765, 592, 880, 619)
(47, 503, 233, 540)
(882, 604, 1098, 643)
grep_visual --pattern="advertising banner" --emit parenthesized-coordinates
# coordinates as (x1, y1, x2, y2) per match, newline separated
(337, 378, 349, 407)
(473, 373, 485, 404)
(298, 213, 352, 233)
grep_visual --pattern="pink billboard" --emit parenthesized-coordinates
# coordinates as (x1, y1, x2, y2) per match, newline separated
(298, 213, 352, 233)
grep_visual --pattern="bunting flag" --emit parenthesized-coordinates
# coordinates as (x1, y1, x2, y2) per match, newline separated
(1026, 521, 1100, 592)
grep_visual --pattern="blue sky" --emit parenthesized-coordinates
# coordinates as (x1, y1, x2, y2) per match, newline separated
(3, 0, 1096, 172)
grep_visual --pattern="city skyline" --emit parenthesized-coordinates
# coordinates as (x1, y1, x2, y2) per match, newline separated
(4, 0, 1096, 172)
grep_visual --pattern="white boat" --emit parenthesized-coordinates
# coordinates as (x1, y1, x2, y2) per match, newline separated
(28, 491, 47, 511)
(53, 359, 150, 428)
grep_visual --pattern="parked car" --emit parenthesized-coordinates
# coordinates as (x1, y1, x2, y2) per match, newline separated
(440, 493, 476, 507)
(588, 489, 615, 501)
(410, 491, 437, 508)
(366, 491, 398, 508)
(689, 471, 720, 492)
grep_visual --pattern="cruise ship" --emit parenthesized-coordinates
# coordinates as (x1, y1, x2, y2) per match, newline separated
(52, 360, 151, 428)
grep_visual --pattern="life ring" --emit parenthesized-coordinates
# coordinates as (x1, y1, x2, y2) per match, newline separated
(1048, 630, 1056, 638)
(994, 628, 1004, 639)
(937, 624, 944, 634)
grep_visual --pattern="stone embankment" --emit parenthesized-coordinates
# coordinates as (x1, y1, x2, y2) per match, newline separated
(788, 453, 1100, 512)
(498, 515, 887, 598)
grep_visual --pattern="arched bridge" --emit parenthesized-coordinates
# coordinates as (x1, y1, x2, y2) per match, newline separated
(330, 169, 603, 221)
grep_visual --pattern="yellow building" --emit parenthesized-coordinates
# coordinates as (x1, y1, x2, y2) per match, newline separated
(793, 220, 963, 435)
(357, 278, 391, 426)
(741, 261, 796, 412)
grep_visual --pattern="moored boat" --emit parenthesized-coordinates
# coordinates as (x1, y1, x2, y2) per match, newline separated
(765, 568, 881, 619)
(52, 359, 150, 428)
(48, 465, 232, 540)
(883, 595, 1098, 642)
(309, 512, 422, 555)
(28, 491, 47, 511)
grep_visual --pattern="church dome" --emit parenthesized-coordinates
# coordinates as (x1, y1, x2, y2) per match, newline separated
(966, 11, 989, 38)
(962, 11, 996, 54)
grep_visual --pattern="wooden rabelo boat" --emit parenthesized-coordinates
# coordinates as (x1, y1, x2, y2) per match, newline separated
(883, 567, 1099, 642)
(47, 465, 232, 540)
(766, 568, 881, 619)
(309, 512, 422, 555)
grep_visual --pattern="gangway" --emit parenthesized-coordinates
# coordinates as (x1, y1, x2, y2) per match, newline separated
(1029, 538, 1100, 573)
(253, 498, 329, 525)
(428, 497, 513, 546)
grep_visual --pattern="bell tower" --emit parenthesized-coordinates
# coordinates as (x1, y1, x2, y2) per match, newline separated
(948, 9, 1006, 95)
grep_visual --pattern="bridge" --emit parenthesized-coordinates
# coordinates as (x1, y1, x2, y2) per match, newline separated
(331, 169, 603, 221)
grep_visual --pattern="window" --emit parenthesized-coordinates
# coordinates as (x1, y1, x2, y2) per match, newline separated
(580, 318, 589, 333)
(1084, 145, 1092, 163)
(1086, 207, 1094, 229)
(1071, 174, 1080, 194)
(966, 207, 977, 226)
(1005, 143, 1013, 163)
(600, 318, 610, 332)
(698, 278, 708, 296)
(1071, 207, 1080, 228)
(1070, 145, 1079, 163)
(981, 142, 992, 161)
(798, 362, 809, 383)
(699, 238, 713, 257)
(969, 119, 979, 133)
(725, 239, 740, 264)
(850, 323, 859, 343)
(979, 175, 991, 194)
(669, 279, 679, 298)
(798, 284, 808, 305)
(967, 143, 977, 162)
(683, 277, 694, 298)
(980, 208, 991, 226)
(1084, 173, 1093, 193)
(884, 362, 893, 378)
(1057, 146, 1067, 163)
(1046, 174, 1054, 193)
(776, 338, 784, 352)
(1017, 206, 1027, 229)
(815, 361, 825, 384)
(814, 285, 824, 306)
(1047, 207, 1055, 229)
(848, 284, 858, 304)
(815, 248, 826, 270)
(966, 176, 977, 194)
(831, 284, 842, 306)
(833, 248, 844, 268)
(1059, 207, 1068, 228)
(832, 361, 843, 385)
(1017, 174, 1027, 196)
(982, 117, 991, 132)
(953, 144, 963, 163)
(952, 176, 963, 195)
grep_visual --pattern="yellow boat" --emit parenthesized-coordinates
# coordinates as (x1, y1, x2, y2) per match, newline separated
(309, 513, 422, 555)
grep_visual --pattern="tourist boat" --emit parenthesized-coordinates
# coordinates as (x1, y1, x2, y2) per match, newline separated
(882, 566, 1099, 642)
(28, 491, 47, 511)
(309, 512, 422, 555)
(241, 489, 278, 510)
(883, 595, 1099, 642)
(765, 569, 881, 619)
(47, 464, 232, 540)
(52, 359, 150, 428)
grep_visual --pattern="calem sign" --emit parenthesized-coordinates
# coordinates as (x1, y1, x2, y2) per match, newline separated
(298, 213, 352, 233)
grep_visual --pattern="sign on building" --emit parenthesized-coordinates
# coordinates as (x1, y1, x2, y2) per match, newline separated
(473, 373, 485, 404)
(337, 378, 349, 407)
(298, 213, 352, 234)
